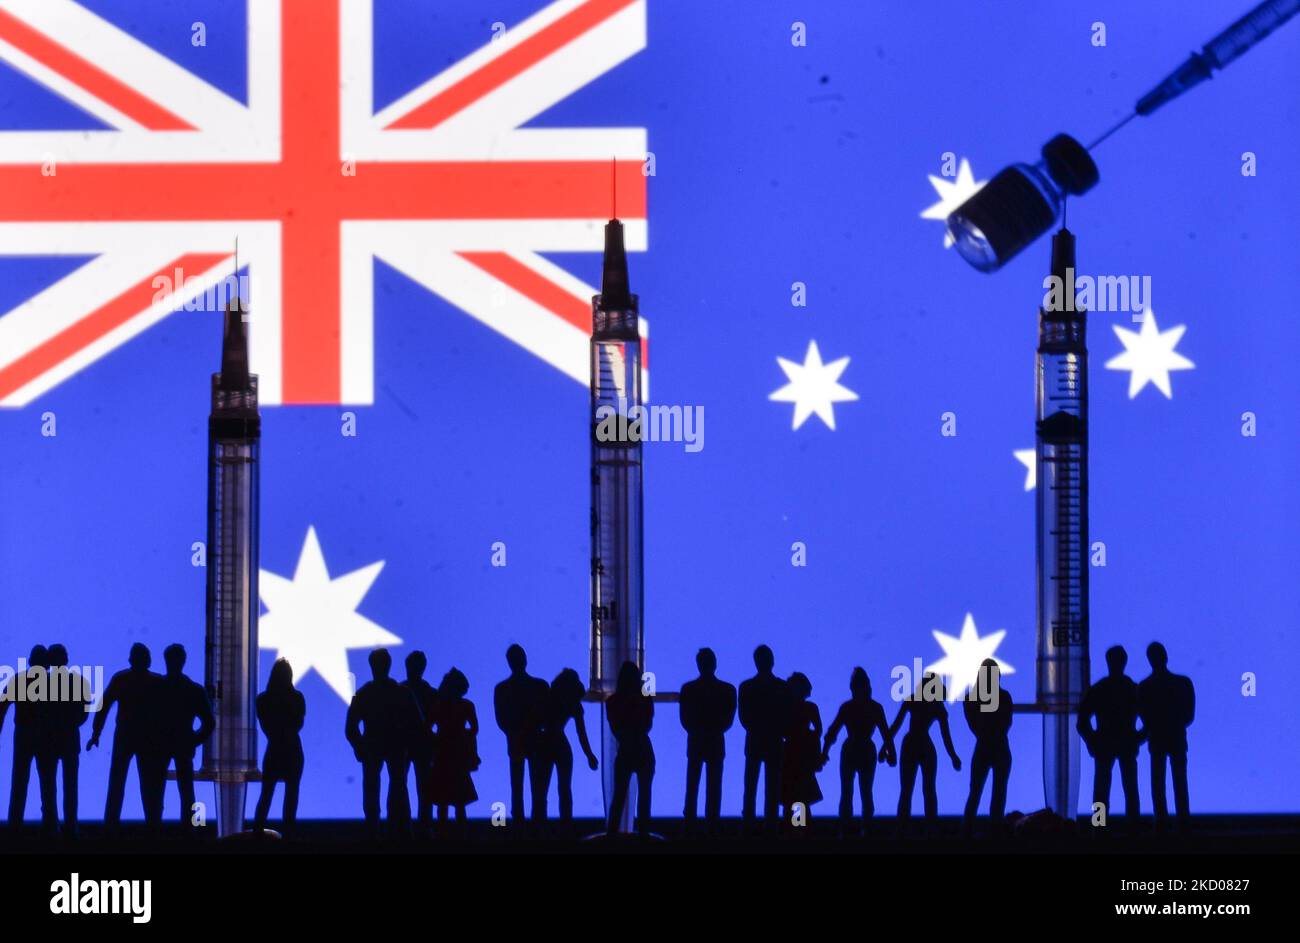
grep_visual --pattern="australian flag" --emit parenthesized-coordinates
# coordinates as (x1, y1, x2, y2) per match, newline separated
(0, 0, 1296, 821)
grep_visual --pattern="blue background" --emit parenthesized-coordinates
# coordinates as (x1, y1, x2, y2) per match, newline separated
(1, 1, 1297, 820)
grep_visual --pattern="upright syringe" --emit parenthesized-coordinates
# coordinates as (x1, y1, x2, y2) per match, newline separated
(1035, 228, 1089, 818)
(198, 295, 262, 836)
(589, 217, 644, 833)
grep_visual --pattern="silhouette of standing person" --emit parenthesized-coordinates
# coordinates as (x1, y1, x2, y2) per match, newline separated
(0, 645, 57, 833)
(536, 668, 598, 828)
(157, 644, 215, 830)
(822, 667, 895, 835)
(605, 660, 653, 835)
(1077, 645, 1143, 830)
(345, 648, 423, 834)
(962, 659, 1013, 834)
(678, 647, 736, 832)
(889, 671, 961, 826)
(430, 668, 478, 829)
(492, 644, 549, 825)
(401, 650, 439, 834)
(43, 644, 90, 839)
(252, 658, 306, 834)
(87, 642, 166, 832)
(738, 644, 788, 830)
(1137, 642, 1195, 831)
(780, 672, 823, 828)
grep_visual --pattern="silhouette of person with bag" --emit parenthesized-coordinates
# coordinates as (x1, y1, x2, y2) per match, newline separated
(430, 668, 479, 830)
(780, 672, 823, 829)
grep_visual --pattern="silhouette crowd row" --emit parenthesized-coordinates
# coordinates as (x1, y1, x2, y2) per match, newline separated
(0, 640, 1194, 838)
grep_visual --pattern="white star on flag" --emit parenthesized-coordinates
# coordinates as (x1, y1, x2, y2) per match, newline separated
(1105, 309, 1194, 399)
(926, 612, 1014, 702)
(260, 526, 400, 703)
(1014, 449, 1036, 491)
(920, 157, 985, 247)
(769, 340, 859, 431)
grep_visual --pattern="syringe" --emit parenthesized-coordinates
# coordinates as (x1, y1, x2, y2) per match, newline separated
(1035, 228, 1089, 819)
(1091, 0, 1300, 149)
(589, 217, 645, 833)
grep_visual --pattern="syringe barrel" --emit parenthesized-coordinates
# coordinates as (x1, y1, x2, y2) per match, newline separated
(1205, 0, 1300, 69)
(1035, 314, 1090, 818)
(202, 375, 261, 836)
(590, 302, 644, 831)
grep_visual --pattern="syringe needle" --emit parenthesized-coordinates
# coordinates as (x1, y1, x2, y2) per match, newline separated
(1087, 112, 1137, 151)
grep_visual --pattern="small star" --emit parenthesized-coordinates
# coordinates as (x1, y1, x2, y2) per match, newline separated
(260, 527, 401, 703)
(926, 613, 1015, 702)
(769, 340, 859, 431)
(920, 158, 985, 247)
(1105, 308, 1194, 399)
(1014, 449, 1036, 491)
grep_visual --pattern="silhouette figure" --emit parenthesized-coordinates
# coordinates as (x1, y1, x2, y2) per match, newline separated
(43, 644, 90, 838)
(962, 659, 1013, 833)
(821, 667, 895, 834)
(1137, 642, 1195, 830)
(889, 671, 961, 824)
(157, 644, 215, 829)
(605, 660, 654, 834)
(401, 650, 439, 833)
(0, 645, 57, 832)
(780, 672, 823, 826)
(345, 648, 423, 833)
(536, 667, 598, 826)
(252, 658, 306, 833)
(430, 668, 479, 827)
(492, 644, 549, 824)
(87, 643, 166, 830)
(678, 648, 736, 830)
(738, 644, 788, 829)
(1077, 645, 1143, 829)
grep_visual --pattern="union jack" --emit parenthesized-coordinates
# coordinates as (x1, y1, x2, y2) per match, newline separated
(0, 0, 648, 407)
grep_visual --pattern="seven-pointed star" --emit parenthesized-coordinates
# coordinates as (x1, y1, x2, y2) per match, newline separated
(260, 526, 401, 703)
(769, 340, 859, 431)
(1105, 308, 1195, 399)
(926, 613, 1015, 702)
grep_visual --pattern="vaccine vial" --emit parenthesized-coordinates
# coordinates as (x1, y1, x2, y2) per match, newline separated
(947, 134, 1099, 273)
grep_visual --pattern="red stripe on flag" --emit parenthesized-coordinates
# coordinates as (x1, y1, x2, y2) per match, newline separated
(386, 0, 640, 130)
(459, 251, 591, 333)
(0, 253, 228, 402)
(0, 8, 196, 131)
